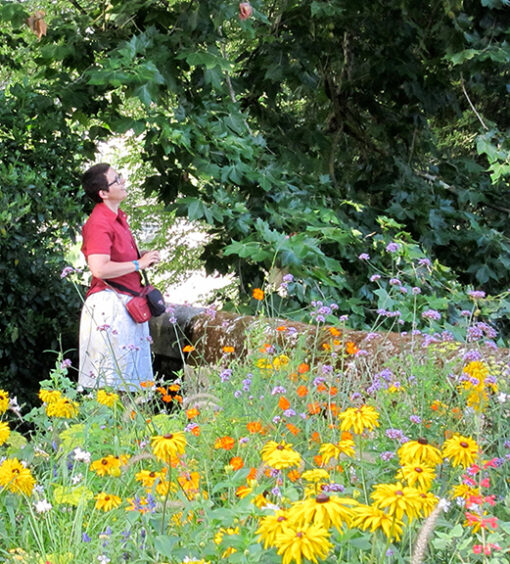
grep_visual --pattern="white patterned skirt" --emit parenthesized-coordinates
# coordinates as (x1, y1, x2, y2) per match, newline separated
(78, 290, 154, 390)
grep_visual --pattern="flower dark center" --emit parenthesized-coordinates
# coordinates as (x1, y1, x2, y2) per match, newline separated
(164, 434, 174, 439)
(296, 532, 304, 538)
(415, 467, 423, 473)
(460, 441, 469, 448)
(105, 496, 110, 501)
(101, 459, 108, 465)
(277, 445, 285, 450)
(149, 472, 156, 477)
(315, 493, 330, 504)
(277, 516, 287, 522)
(395, 490, 403, 496)
(417, 437, 428, 445)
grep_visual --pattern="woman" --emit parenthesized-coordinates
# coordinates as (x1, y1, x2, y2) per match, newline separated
(78, 163, 161, 390)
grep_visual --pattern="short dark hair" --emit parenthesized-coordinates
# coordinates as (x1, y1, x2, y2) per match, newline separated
(82, 163, 111, 203)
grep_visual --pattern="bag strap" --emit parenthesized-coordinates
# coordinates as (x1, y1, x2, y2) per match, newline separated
(104, 267, 151, 296)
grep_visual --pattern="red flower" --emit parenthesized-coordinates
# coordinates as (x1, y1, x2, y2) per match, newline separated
(239, 2, 253, 20)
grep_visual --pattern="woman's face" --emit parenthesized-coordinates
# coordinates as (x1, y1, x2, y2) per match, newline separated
(103, 167, 127, 202)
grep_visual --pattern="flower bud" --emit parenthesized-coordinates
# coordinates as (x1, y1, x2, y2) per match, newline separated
(239, 2, 253, 20)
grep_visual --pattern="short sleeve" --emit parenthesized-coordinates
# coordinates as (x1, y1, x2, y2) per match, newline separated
(81, 218, 113, 257)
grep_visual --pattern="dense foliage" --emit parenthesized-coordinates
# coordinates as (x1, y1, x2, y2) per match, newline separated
(0, 0, 509, 393)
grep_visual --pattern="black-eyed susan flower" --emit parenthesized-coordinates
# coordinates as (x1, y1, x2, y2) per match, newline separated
(38, 389, 62, 404)
(0, 458, 35, 495)
(96, 390, 119, 408)
(319, 439, 355, 465)
(90, 454, 128, 477)
(95, 492, 122, 511)
(0, 389, 9, 414)
(261, 440, 302, 470)
(0, 421, 10, 446)
(256, 510, 290, 549)
(45, 397, 79, 418)
(442, 434, 479, 468)
(396, 462, 436, 491)
(371, 482, 423, 521)
(274, 522, 333, 564)
(450, 483, 480, 500)
(290, 493, 358, 531)
(397, 438, 442, 466)
(135, 469, 166, 489)
(338, 405, 380, 434)
(351, 504, 404, 541)
(151, 432, 186, 463)
(417, 491, 439, 517)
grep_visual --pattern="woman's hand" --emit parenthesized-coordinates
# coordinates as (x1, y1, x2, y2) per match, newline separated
(139, 250, 161, 269)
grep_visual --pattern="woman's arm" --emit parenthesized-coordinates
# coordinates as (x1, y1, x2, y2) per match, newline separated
(87, 251, 160, 279)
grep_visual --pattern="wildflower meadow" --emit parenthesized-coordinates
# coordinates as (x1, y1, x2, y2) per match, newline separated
(1, 249, 510, 564)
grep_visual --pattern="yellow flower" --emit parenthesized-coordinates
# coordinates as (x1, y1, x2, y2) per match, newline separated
(442, 434, 479, 468)
(177, 471, 201, 498)
(0, 389, 9, 414)
(95, 492, 122, 511)
(38, 389, 62, 404)
(54, 485, 93, 506)
(256, 510, 290, 548)
(396, 462, 436, 491)
(371, 482, 423, 521)
(417, 491, 439, 517)
(318, 439, 355, 465)
(450, 483, 480, 500)
(261, 440, 302, 470)
(45, 397, 79, 418)
(151, 432, 187, 463)
(397, 438, 442, 466)
(337, 405, 380, 434)
(135, 469, 166, 489)
(273, 354, 290, 370)
(96, 390, 119, 408)
(301, 469, 330, 483)
(90, 454, 129, 477)
(252, 288, 264, 301)
(0, 458, 35, 495)
(289, 493, 358, 531)
(0, 421, 11, 446)
(274, 522, 333, 564)
(351, 504, 404, 541)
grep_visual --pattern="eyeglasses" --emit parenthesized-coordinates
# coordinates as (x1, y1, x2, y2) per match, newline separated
(107, 174, 123, 187)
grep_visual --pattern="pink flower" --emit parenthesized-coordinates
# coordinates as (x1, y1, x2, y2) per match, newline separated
(239, 2, 253, 20)
(473, 545, 483, 554)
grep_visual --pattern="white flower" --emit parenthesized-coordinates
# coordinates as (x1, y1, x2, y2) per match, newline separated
(34, 499, 52, 513)
(73, 447, 91, 464)
(71, 473, 83, 485)
(497, 393, 508, 403)
(97, 556, 110, 564)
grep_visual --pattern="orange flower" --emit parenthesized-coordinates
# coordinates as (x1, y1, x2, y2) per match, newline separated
(276, 326, 287, 332)
(214, 436, 236, 450)
(297, 363, 310, 374)
(222, 346, 235, 354)
(322, 343, 331, 351)
(247, 421, 262, 434)
(341, 431, 353, 441)
(329, 386, 338, 396)
(186, 408, 199, 419)
(182, 345, 195, 353)
(345, 341, 359, 355)
(308, 402, 321, 415)
(329, 327, 341, 337)
(252, 288, 264, 301)
(278, 396, 291, 410)
(140, 380, 155, 388)
(311, 431, 321, 443)
(230, 456, 244, 470)
(286, 423, 300, 436)
(316, 383, 327, 393)
(288, 469, 301, 482)
(247, 467, 257, 481)
(297, 385, 309, 397)
(156, 387, 167, 395)
(162, 394, 173, 403)
(191, 425, 201, 437)
(236, 485, 251, 498)
(314, 455, 323, 466)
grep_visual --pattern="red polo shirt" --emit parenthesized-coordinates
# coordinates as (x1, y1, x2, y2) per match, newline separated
(81, 203, 143, 298)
